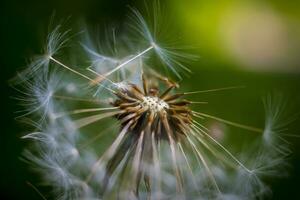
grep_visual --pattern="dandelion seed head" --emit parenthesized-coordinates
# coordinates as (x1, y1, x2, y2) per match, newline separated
(113, 77, 193, 141)
(15, 3, 296, 200)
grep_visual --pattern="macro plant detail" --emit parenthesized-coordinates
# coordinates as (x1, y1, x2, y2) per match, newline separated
(14, 4, 296, 200)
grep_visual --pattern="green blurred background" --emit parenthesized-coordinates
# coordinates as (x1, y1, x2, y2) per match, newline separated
(1, 0, 300, 199)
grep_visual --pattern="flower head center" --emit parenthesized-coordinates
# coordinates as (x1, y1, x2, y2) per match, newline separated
(141, 96, 169, 112)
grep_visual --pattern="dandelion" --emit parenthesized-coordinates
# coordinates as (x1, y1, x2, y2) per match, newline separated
(15, 4, 296, 200)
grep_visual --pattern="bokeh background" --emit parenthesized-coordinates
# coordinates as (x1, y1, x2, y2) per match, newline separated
(1, 0, 300, 199)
